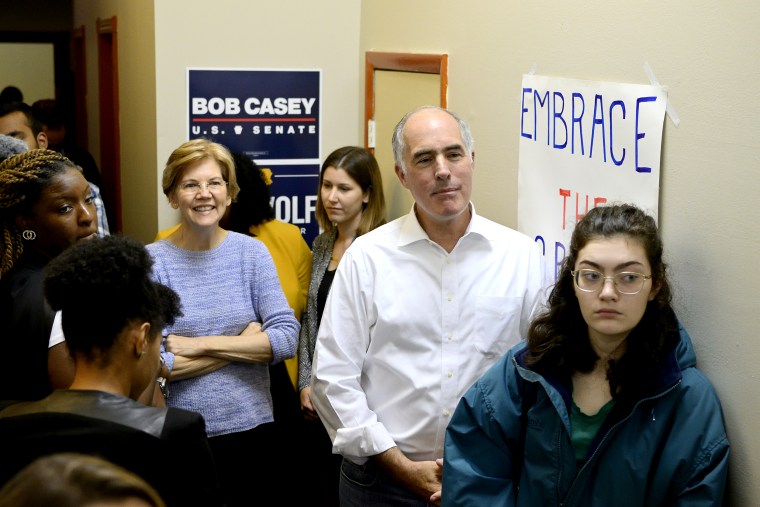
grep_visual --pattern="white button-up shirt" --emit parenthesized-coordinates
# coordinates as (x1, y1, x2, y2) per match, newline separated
(312, 205, 548, 463)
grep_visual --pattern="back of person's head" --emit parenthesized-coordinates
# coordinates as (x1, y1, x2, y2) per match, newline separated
(391, 105, 474, 175)
(161, 138, 240, 201)
(31, 99, 67, 148)
(0, 149, 79, 277)
(0, 101, 41, 136)
(223, 152, 275, 233)
(44, 235, 181, 363)
(0, 86, 23, 105)
(31, 98, 65, 130)
(315, 146, 387, 235)
(0, 133, 28, 161)
(0, 452, 165, 507)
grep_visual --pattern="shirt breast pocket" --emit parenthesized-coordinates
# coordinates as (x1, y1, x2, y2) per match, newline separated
(473, 296, 522, 357)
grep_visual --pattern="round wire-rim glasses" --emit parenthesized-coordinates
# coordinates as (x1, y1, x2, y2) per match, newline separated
(178, 179, 228, 195)
(571, 269, 652, 295)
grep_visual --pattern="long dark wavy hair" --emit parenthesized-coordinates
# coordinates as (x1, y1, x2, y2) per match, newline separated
(525, 204, 680, 402)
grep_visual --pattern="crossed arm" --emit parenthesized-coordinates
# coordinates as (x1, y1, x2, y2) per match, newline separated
(165, 322, 272, 381)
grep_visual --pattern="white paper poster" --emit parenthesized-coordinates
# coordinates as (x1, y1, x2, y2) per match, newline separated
(517, 74, 667, 282)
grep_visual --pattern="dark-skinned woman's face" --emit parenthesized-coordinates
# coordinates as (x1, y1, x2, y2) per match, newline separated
(21, 167, 97, 258)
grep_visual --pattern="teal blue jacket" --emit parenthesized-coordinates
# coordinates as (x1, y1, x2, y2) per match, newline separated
(443, 325, 729, 506)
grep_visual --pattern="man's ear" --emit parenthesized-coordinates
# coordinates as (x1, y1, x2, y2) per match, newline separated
(36, 131, 48, 150)
(395, 164, 409, 189)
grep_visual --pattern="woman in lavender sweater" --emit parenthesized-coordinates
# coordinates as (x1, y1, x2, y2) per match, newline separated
(147, 139, 299, 507)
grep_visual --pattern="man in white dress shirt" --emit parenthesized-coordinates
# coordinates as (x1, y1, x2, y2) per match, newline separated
(311, 105, 548, 506)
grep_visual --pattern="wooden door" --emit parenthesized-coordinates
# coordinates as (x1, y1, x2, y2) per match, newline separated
(364, 52, 447, 221)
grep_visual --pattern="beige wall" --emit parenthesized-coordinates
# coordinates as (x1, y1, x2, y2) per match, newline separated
(73, 0, 157, 244)
(361, 1, 759, 504)
(0, 44, 55, 105)
(75, 0, 362, 242)
(154, 0, 362, 233)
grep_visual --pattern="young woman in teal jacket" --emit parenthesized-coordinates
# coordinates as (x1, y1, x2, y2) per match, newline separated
(443, 204, 729, 506)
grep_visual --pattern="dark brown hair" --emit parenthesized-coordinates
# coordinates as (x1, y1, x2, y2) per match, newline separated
(526, 203, 679, 401)
(315, 146, 386, 236)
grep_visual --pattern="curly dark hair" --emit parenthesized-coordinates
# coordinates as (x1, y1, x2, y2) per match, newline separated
(44, 235, 182, 365)
(223, 152, 275, 234)
(525, 204, 679, 402)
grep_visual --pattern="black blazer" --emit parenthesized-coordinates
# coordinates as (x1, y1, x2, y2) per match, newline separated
(0, 395, 224, 506)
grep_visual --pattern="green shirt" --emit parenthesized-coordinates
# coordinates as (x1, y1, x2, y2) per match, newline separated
(571, 398, 615, 465)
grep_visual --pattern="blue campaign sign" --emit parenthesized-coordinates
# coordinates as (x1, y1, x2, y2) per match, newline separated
(265, 163, 320, 246)
(187, 68, 322, 242)
(188, 69, 320, 160)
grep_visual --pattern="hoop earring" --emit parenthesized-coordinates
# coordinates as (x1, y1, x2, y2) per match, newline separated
(22, 230, 36, 241)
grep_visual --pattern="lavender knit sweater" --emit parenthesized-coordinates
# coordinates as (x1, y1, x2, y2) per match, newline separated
(147, 232, 299, 437)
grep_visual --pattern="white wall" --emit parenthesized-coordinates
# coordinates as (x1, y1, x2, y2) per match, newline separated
(361, 1, 759, 504)
(154, 0, 362, 233)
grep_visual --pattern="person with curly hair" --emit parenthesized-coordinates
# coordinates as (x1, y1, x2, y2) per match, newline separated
(0, 149, 97, 402)
(0, 235, 223, 506)
(442, 203, 729, 506)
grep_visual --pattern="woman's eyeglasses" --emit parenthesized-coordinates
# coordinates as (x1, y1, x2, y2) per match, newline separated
(571, 269, 652, 295)
(178, 179, 227, 195)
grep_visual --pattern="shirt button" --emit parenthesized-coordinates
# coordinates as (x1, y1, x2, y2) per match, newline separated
(444, 410, 451, 417)
(447, 295, 453, 301)
(447, 371, 453, 378)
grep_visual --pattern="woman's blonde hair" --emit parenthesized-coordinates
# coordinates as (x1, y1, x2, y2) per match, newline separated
(161, 138, 239, 201)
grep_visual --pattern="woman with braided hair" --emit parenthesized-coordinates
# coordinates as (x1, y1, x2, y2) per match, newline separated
(0, 149, 97, 402)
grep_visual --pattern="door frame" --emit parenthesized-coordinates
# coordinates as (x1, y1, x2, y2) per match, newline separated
(97, 16, 121, 232)
(364, 52, 448, 152)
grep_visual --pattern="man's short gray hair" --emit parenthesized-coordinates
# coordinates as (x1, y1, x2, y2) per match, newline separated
(391, 105, 474, 175)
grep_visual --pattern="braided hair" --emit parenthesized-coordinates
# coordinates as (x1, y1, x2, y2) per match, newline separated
(0, 149, 76, 277)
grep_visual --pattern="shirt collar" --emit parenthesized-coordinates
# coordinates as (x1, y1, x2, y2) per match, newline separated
(397, 202, 482, 247)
